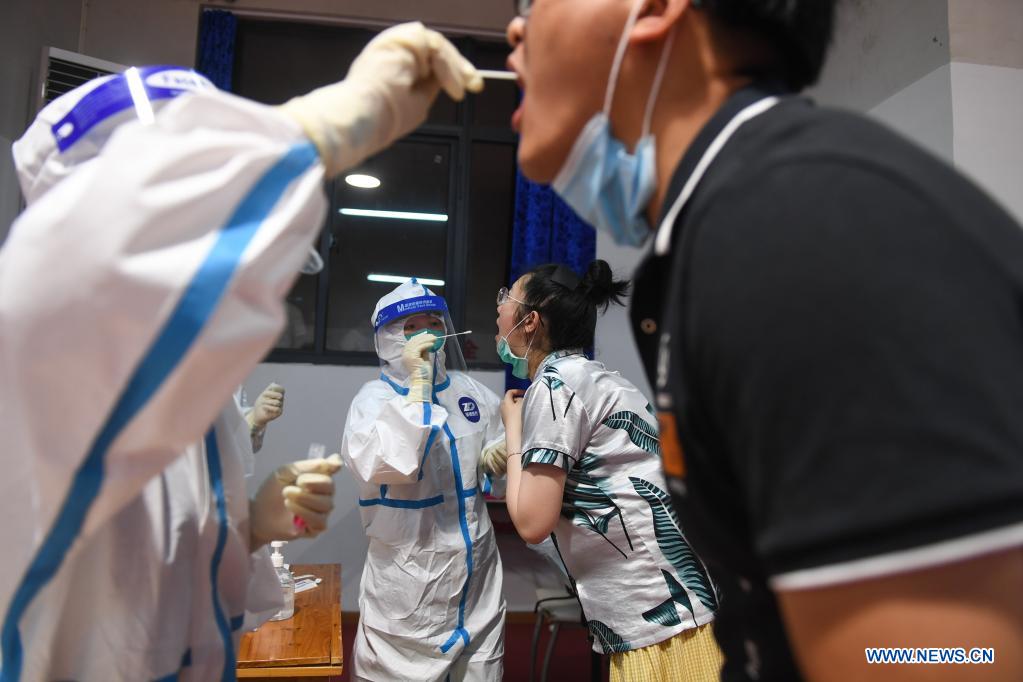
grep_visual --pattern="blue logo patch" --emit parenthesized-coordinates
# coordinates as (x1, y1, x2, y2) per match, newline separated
(458, 397, 480, 423)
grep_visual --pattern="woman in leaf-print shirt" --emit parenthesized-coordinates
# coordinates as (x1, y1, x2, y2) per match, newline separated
(497, 260, 723, 682)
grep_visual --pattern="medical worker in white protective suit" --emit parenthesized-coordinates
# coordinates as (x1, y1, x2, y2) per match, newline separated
(0, 23, 481, 682)
(341, 280, 510, 681)
(3, 65, 343, 682)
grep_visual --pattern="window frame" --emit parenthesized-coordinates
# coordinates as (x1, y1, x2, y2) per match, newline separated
(262, 37, 519, 370)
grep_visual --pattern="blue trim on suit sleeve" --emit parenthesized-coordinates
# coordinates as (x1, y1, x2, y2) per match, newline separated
(379, 372, 409, 395)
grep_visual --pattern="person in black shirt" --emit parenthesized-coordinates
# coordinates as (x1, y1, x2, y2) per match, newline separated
(505, 1, 1023, 680)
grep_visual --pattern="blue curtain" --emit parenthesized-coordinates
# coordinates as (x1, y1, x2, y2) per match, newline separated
(506, 172, 596, 390)
(197, 10, 237, 92)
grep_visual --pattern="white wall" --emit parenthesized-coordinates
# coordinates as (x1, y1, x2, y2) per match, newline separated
(594, 233, 653, 398)
(950, 62, 1023, 224)
(809, 0, 950, 112)
(949, 0, 1023, 69)
(868, 63, 954, 163)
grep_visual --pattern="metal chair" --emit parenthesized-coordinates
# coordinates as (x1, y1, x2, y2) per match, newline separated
(529, 585, 604, 682)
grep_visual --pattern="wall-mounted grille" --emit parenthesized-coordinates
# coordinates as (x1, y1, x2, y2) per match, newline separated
(36, 47, 126, 112)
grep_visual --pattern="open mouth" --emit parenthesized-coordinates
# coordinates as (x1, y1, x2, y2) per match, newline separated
(511, 101, 524, 132)
(509, 68, 525, 132)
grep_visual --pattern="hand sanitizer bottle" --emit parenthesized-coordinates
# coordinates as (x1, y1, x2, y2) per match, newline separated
(269, 541, 295, 621)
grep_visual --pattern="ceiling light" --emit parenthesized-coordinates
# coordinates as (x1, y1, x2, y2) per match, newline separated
(344, 174, 381, 189)
(340, 208, 448, 222)
(367, 274, 445, 286)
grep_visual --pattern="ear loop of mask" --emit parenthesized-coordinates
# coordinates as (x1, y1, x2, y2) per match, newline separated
(523, 309, 537, 358)
(507, 307, 538, 360)
(601, 0, 678, 142)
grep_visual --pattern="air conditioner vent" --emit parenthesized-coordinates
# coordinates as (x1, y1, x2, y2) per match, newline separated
(37, 47, 126, 111)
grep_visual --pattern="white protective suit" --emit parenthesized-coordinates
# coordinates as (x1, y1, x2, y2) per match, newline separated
(341, 281, 507, 681)
(0, 25, 480, 670)
(0, 67, 312, 681)
(0, 23, 480, 677)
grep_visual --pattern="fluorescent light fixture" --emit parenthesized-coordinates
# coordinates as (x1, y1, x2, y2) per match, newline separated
(367, 273, 445, 287)
(340, 208, 448, 222)
(124, 67, 155, 125)
(345, 174, 381, 189)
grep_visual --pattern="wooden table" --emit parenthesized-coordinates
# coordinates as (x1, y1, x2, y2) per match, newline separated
(237, 563, 343, 680)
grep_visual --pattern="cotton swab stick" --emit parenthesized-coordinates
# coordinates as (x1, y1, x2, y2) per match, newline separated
(437, 330, 473, 339)
(294, 443, 327, 532)
(478, 69, 518, 81)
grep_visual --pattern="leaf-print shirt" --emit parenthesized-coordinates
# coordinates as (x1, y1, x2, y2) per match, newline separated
(520, 350, 718, 654)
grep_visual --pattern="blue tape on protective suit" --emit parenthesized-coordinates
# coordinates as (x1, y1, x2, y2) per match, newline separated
(358, 495, 444, 509)
(203, 430, 236, 682)
(439, 422, 475, 654)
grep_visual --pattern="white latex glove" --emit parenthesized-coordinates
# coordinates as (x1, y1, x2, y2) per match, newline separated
(402, 332, 436, 403)
(247, 382, 285, 430)
(480, 440, 509, 477)
(279, 21, 483, 177)
(250, 454, 343, 549)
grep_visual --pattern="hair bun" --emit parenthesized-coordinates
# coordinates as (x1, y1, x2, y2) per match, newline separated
(580, 259, 629, 312)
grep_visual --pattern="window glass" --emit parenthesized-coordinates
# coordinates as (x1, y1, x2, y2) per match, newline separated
(232, 19, 517, 367)
(324, 140, 452, 352)
(463, 142, 516, 365)
(471, 41, 517, 129)
(233, 19, 459, 125)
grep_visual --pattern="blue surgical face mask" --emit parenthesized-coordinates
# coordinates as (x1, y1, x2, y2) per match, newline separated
(405, 328, 445, 352)
(551, 0, 675, 247)
(496, 313, 534, 380)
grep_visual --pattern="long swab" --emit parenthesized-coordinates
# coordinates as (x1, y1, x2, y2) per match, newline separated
(478, 69, 518, 81)
(294, 443, 327, 532)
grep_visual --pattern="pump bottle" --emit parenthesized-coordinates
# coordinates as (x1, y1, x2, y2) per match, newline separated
(269, 541, 295, 621)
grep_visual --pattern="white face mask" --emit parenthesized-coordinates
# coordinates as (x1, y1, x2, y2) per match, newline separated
(551, 0, 675, 247)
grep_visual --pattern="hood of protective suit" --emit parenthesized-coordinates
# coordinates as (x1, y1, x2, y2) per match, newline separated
(372, 279, 449, 383)
(11, 66, 325, 275)
(12, 66, 214, 206)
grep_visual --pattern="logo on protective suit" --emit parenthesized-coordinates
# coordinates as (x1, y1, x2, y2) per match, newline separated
(458, 397, 480, 423)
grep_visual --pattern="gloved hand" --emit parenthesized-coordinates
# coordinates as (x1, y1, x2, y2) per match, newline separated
(250, 455, 344, 550)
(246, 383, 285, 430)
(279, 22, 483, 178)
(402, 332, 436, 403)
(480, 440, 509, 477)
